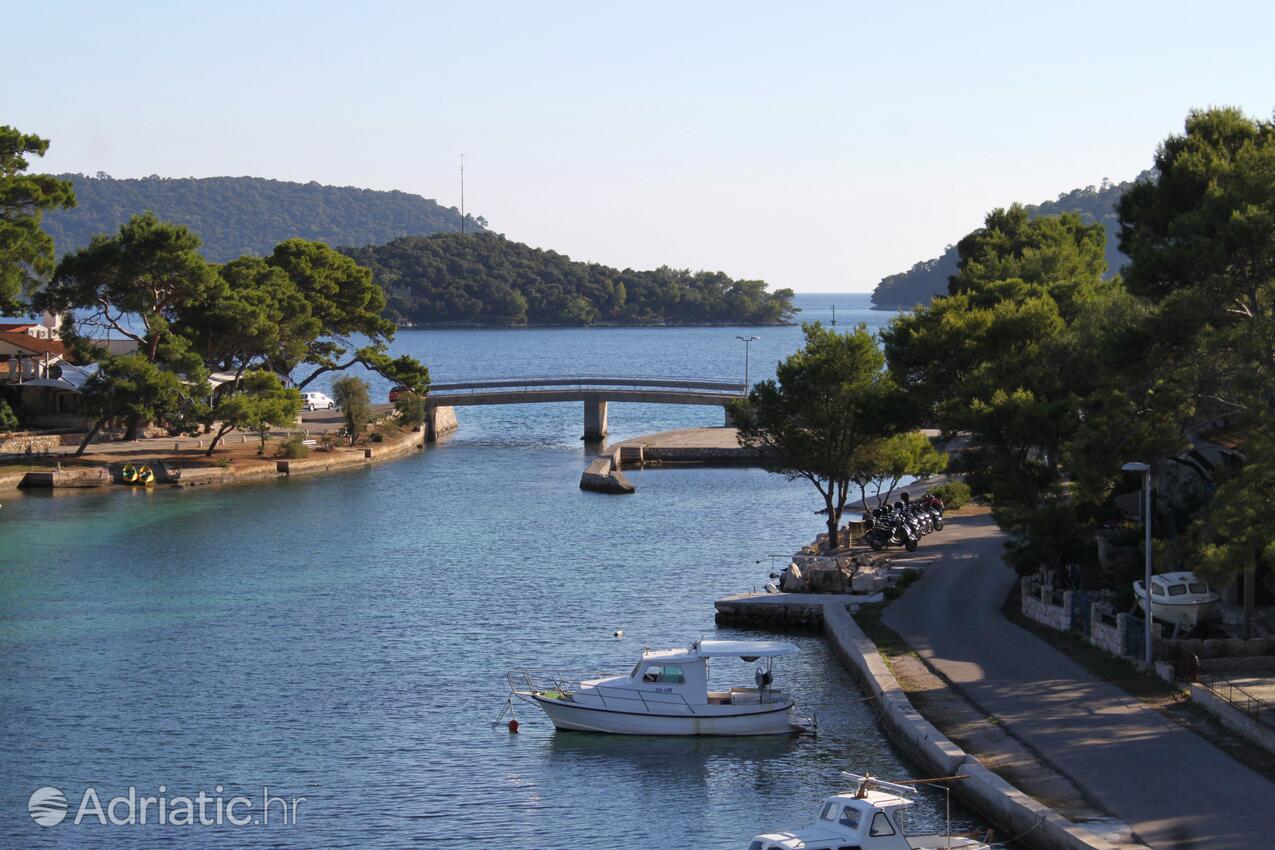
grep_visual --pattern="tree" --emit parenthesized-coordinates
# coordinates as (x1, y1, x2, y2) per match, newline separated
(205, 370, 302, 455)
(393, 391, 427, 430)
(0, 127, 76, 313)
(38, 212, 221, 363)
(1117, 106, 1275, 441)
(852, 431, 948, 510)
(73, 355, 195, 454)
(733, 323, 905, 551)
(331, 376, 371, 445)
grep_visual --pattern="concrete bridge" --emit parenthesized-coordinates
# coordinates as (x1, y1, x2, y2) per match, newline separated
(425, 376, 747, 440)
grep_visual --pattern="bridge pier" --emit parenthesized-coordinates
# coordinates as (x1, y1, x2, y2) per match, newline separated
(426, 405, 458, 442)
(583, 395, 608, 441)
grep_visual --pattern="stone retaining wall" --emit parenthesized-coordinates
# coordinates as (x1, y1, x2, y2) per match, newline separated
(822, 603, 1119, 850)
(0, 433, 64, 454)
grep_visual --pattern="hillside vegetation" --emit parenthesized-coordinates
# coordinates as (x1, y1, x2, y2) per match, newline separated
(871, 177, 1141, 309)
(41, 174, 482, 262)
(345, 232, 797, 327)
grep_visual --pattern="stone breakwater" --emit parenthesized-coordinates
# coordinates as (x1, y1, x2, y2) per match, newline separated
(0, 429, 426, 494)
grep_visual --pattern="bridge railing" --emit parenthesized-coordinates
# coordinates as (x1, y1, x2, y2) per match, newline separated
(429, 376, 747, 395)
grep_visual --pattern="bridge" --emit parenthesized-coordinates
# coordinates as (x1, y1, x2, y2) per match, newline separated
(425, 376, 747, 440)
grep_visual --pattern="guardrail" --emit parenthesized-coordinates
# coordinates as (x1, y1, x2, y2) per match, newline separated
(430, 375, 747, 394)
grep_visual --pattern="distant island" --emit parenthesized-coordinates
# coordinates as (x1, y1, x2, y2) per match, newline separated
(344, 233, 797, 327)
(41, 174, 484, 262)
(871, 176, 1143, 309)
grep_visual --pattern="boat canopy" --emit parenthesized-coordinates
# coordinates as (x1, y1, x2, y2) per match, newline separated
(692, 639, 799, 659)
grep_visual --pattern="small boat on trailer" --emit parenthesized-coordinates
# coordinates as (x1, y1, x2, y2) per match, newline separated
(510, 639, 813, 736)
(1133, 571, 1220, 630)
(747, 773, 990, 850)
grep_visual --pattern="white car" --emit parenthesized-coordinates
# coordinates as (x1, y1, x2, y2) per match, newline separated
(301, 391, 336, 412)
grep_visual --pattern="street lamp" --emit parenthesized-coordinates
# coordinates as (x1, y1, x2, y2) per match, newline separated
(735, 335, 759, 389)
(1123, 461, 1153, 667)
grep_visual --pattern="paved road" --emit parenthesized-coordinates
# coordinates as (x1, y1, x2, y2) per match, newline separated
(883, 512, 1275, 850)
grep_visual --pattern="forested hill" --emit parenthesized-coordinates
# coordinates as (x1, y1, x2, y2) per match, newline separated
(871, 177, 1142, 309)
(344, 233, 797, 327)
(41, 174, 484, 262)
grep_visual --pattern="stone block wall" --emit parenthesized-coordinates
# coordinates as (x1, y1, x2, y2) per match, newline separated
(1021, 577, 1072, 631)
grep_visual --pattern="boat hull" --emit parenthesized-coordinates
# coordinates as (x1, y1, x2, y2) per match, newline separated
(1134, 587, 1218, 628)
(529, 694, 799, 736)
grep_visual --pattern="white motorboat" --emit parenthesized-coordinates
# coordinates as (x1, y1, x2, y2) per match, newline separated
(1134, 571, 1220, 629)
(747, 773, 989, 850)
(510, 639, 811, 736)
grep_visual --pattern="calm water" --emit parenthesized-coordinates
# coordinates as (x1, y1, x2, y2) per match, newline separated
(0, 294, 983, 848)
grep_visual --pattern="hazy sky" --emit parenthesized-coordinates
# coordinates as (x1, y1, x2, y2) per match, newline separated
(10, 1, 1275, 292)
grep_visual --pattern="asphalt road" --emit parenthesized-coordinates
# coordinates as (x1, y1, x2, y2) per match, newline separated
(882, 512, 1275, 850)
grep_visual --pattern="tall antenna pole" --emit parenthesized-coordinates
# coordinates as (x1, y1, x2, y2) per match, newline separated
(459, 153, 466, 236)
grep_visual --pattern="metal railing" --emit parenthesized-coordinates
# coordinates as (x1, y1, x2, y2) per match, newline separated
(430, 375, 747, 395)
(1198, 673, 1275, 729)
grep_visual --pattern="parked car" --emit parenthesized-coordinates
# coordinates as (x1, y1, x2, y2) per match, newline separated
(301, 391, 336, 412)
(388, 385, 408, 402)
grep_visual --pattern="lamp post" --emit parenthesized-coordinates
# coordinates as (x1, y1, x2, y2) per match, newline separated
(1123, 461, 1153, 667)
(735, 335, 759, 389)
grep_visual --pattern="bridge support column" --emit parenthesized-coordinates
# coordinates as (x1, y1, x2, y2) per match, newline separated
(426, 405, 458, 442)
(583, 395, 608, 441)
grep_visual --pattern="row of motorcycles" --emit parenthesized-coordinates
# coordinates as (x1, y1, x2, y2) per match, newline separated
(862, 492, 945, 553)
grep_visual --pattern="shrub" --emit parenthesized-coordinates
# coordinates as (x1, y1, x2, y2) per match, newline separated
(394, 391, 427, 429)
(0, 398, 18, 433)
(929, 481, 972, 510)
(276, 434, 310, 459)
(211, 458, 232, 469)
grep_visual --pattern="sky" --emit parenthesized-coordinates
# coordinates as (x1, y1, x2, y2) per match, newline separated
(9, 1, 1275, 293)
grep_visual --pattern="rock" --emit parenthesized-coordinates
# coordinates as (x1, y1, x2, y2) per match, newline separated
(780, 563, 809, 593)
(852, 573, 883, 594)
(807, 564, 851, 594)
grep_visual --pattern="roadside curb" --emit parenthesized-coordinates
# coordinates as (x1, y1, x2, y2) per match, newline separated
(822, 603, 1122, 850)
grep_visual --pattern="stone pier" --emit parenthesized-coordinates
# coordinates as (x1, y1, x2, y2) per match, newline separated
(583, 395, 608, 441)
(426, 405, 458, 442)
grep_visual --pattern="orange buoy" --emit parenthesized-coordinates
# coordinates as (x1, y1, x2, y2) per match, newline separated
(507, 718, 519, 734)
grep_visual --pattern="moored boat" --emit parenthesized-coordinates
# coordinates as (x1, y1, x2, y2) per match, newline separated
(1133, 571, 1220, 630)
(510, 639, 813, 736)
(747, 773, 989, 850)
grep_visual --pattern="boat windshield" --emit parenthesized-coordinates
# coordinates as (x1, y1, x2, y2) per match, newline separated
(1168, 585, 1187, 596)
(820, 802, 837, 821)
(837, 804, 862, 830)
(1189, 582, 1208, 594)
(1151, 584, 1165, 597)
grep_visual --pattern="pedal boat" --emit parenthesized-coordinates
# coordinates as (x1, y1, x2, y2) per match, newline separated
(511, 639, 810, 736)
(747, 773, 989, 850)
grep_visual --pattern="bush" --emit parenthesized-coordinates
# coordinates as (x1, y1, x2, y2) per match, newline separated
(276, 434, 310, 459)
(394, 391, 427, 429)
(0, 398, 18, 433)
(929, 481, 972, 510)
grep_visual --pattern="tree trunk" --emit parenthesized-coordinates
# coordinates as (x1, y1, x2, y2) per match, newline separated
(75, 419, 106, 456)
(205, 425, 232, 456)
(123, 414, 141, 441)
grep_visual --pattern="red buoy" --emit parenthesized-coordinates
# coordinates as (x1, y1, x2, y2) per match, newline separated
(508, 718, 519, 733)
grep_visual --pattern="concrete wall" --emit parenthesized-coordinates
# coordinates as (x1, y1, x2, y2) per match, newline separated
(427, 406, 458, 442)
(579, 454, 634, 494)
(1190, 683, 1275, 753)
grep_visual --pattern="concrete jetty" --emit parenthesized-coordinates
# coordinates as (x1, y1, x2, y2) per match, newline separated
(580, 427, 775, 493)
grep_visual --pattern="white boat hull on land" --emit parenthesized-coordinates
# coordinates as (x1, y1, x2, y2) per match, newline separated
(531, 694, 801, 736)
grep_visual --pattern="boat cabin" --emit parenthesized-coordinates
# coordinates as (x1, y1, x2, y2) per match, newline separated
(747, 775, 987, 850)
(1145, 572, 1215, 602)
(583, 639, 798, 706)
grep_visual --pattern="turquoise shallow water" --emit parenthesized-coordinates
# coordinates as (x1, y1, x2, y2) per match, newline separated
(0, 295, 985, 848)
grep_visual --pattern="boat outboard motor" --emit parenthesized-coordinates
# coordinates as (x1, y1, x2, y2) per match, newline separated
(755, 666, 773, 701)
